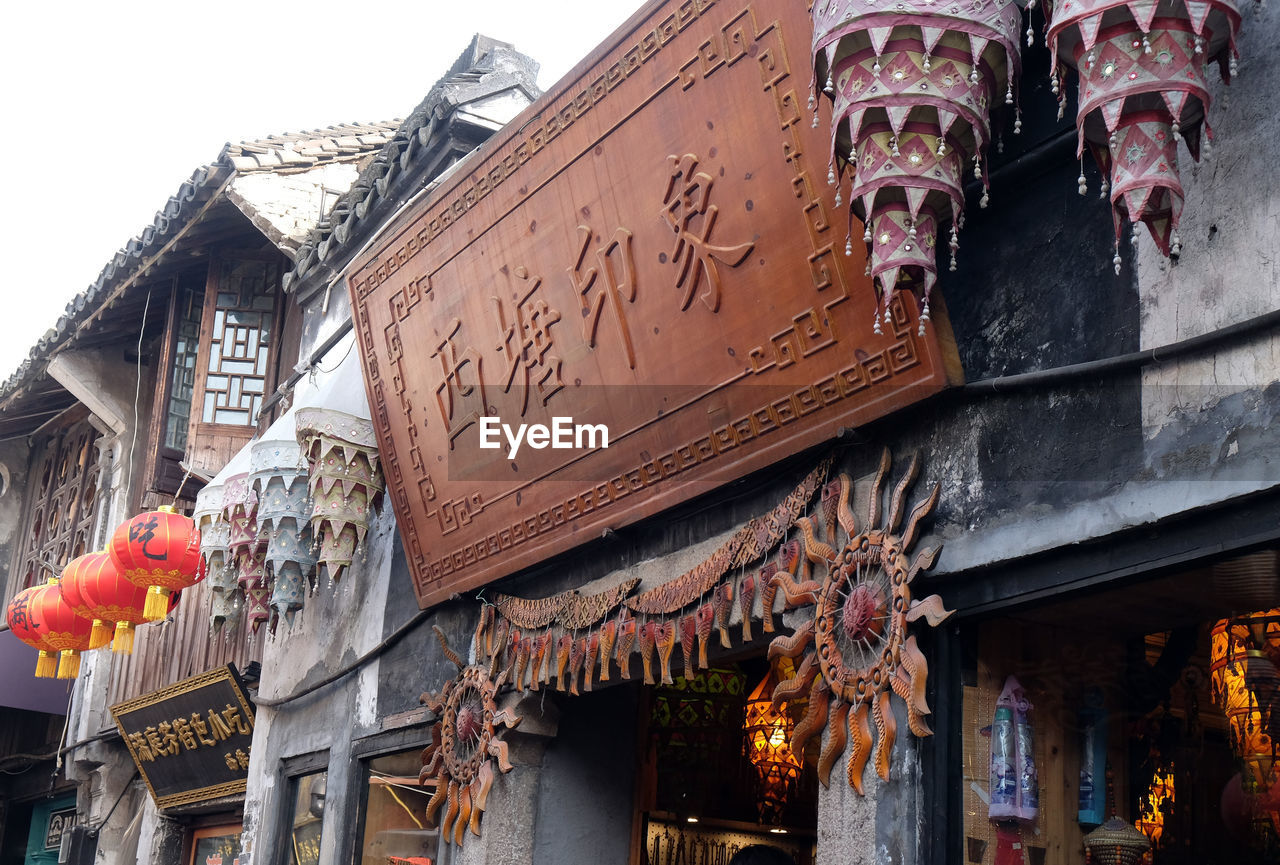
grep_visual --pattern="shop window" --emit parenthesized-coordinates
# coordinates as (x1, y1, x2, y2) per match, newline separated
(15, 408, 102, 591)
(357, 748, 440, 865)
(638, 662, 817, 865)
(143, 270, 206, 502)
(182, 256, 285, 482)
(959, 557, 1280, 865)
(189, 824, 243, 865)
(283, 769, 327, 865)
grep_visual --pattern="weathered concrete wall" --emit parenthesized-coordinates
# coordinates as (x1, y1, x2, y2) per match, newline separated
(229, 164, 362, 257)
(530, 686, 638, 865)
(0, 437, 32, 598)
(240, 503, 397, 865)
(1136, 14, 1280, 463)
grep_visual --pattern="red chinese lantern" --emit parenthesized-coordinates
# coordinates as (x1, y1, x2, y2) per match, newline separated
(30, 582, 94, 679)
(110, 505, 203, 622)
(62, 551, 154, 654)
(60, 552, 115, 650)
(5, 585, 58, 677)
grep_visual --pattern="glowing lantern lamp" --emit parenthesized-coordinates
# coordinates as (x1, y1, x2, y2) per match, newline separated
(6, 585, 59, 677)
(745, 667, 804, 826)
(110, 505, 203, 622)
(1211, 611, 1280, 792)
(1042, 0, 1243, 267)
(32, 582, 95, 679)
(1135, 765, 1174, 848)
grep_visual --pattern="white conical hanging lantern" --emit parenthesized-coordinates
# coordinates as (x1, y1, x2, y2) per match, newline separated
(250, 428, 315, 632)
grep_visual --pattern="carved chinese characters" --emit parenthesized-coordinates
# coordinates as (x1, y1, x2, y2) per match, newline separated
(349, 0, 957, 608)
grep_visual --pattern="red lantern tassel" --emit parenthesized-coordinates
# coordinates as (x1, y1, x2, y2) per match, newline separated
(89, 619, 113, 650)
(35, 650, 58, 678)
(57, 649, 81, 679)
(143, 586, 170, 622)
(112, 622, 136, 654)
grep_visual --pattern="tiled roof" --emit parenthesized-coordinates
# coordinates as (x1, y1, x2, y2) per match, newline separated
(222, 122, 400, 173)
(0, 122, 397, 405)
(283, 36, 540, 298)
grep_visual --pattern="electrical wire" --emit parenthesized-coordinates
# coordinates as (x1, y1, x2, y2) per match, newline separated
(126, 288, 152, 490)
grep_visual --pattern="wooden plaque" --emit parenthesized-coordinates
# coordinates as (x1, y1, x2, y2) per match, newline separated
(349, 0, 959, 609)
(111, 665, 256, 810)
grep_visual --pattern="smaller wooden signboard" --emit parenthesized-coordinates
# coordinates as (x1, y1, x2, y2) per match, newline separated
(44, 807, 77, 850)
(111, 665, 255, 810)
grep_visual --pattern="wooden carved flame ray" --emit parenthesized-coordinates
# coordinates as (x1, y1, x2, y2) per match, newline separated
(767, 449, 953, 795)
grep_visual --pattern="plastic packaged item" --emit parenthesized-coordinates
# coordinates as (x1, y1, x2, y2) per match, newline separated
(1078, 688, 1108, 826)
(989, 704, 1018, 818)
(989, 675, 1037, 822)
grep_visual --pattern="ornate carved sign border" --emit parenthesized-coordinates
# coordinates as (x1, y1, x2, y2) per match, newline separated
(348, 0, 959, 609)
(110, 665, 256, 810)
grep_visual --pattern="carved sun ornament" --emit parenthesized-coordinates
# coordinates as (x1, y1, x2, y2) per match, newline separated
(768, 450, 953, 794)
(420, 628, 521, 846)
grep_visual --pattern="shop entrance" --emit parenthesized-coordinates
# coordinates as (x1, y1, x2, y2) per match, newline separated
(960, 549, 1280, 864)
(636, 658, 819, 865)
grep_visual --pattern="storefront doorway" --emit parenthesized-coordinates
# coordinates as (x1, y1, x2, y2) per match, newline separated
(959, 549, 1280, 864)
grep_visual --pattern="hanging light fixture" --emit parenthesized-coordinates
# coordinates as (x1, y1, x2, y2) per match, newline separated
(6, 585, 59, 677)
(1041, 0, 1244, 267)
(1210, 610, 1280, 792)
(224, 473, 271, 632)
(745, 664, 804, 826)
(30, 581, 95, 678)
(109, 506, 204, 621)
(195, 481, 238, 634)
(1135, 765, 1174, 848)
(811, 0, 1024, 333)
(250, 435, 315, 631)
(296, 408, 383, 582)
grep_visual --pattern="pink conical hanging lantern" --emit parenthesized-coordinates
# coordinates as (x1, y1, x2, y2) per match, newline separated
(1042, 0, 1243, 265)
(812, 0, 1024, 333)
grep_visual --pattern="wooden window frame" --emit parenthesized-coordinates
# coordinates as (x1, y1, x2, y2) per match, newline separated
(185, 253, 285, 480)
(13, 406, 104, 592)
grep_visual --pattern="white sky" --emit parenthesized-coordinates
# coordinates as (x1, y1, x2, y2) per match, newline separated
(0, 0, 636, 380)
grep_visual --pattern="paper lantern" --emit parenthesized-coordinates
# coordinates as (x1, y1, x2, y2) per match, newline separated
(110, 506, 203, 621)
(1043, 0, 1243, 263)
(296, 408, 383, 582)
(1211, 612, 1280, 792)
(64, 550, 159, 654)
(60, 551, 116, 650)
(31, 582, 95, 679)
(812, 0, 1024, 332)
(6, 585, 58, 677)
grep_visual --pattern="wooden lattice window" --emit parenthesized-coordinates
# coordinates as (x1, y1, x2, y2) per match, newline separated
(17, 409, 103, 590)
(165, 281, 203, 451)
(184, 256, 284, 479)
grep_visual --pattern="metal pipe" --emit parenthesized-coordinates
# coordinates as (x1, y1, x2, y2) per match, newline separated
(961, 307, 1280, 395)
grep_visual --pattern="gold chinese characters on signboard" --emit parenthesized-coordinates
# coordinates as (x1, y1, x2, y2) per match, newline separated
(111, 665, 256, 809)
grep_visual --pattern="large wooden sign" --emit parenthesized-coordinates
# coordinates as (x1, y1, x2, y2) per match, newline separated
(111, 666, 255, 809)
(349, 0, 959, 609)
